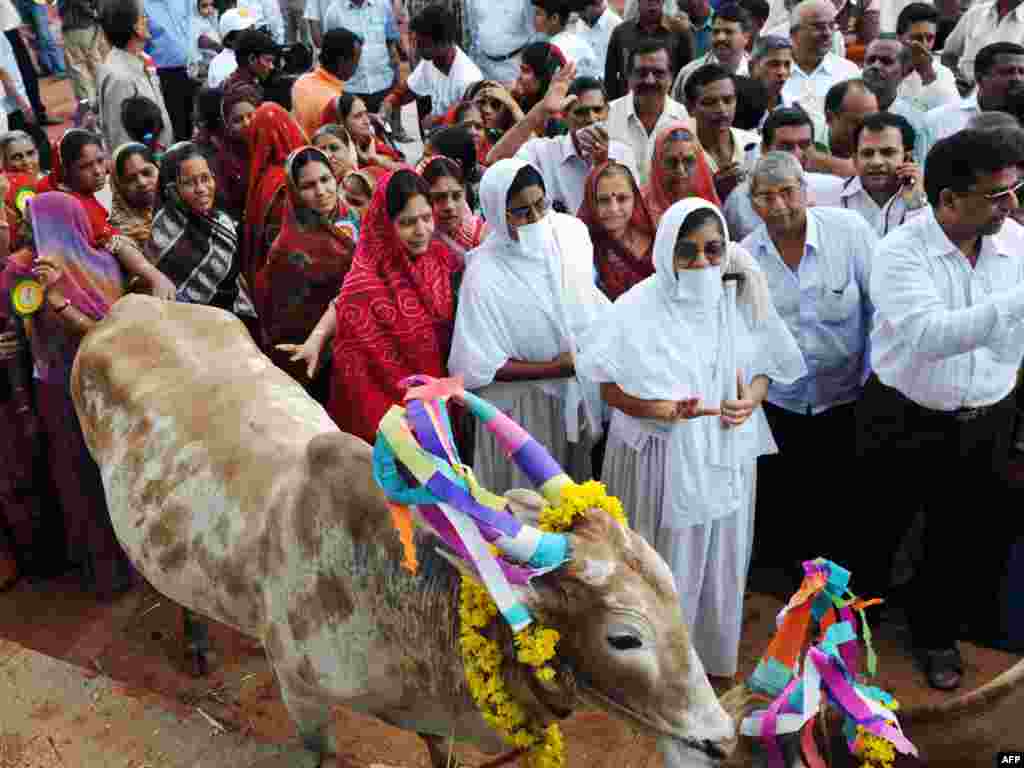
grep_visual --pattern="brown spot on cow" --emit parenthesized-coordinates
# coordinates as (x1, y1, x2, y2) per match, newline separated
(315, 573, 353, 623)
(297, 655, 319, 687)
(292, 490, 321, 560)
(157, 542, 189, 572)
(289, 606, 314, 645)
(144, 501, 189, 552)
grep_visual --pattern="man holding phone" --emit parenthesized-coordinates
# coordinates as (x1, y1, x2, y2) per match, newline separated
(814, 111, 927, 236)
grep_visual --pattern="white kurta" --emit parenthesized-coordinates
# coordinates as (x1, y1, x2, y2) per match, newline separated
(448, 158, 611, 494)
(576, 199, 806, 676)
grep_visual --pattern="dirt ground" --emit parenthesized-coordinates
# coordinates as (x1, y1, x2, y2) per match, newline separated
(1, 568, 1019, 768)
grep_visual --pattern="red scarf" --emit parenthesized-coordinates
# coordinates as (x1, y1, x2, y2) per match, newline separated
(241, 103, 309, 289)
(317, 97, 403, 168)
(328, 170, 462, 444)
(255, 149, 358, 376)
(641, 120, 720, 226)
(578, 161, 657, 300)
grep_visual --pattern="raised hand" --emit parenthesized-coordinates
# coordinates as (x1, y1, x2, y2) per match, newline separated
(542, 59, 578, 116)
(276, 332, 328, 379)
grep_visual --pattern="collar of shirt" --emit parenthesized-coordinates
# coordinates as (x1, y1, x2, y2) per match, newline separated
(961, 92, 980, 111)
(559, 132, 584, 165)
(110, 46, 151, 74)
(310, 66, 344, 87)
(793, 52, 835, 79)
(624, 92, 688, 121)
(754, 206, 822, 272)
(922, 205, 1007, 263)
(981, 0, 1024, 23)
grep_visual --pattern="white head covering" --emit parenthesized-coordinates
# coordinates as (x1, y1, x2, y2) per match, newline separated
(576, 197, 806, 527)
(449, 158, 611, 439)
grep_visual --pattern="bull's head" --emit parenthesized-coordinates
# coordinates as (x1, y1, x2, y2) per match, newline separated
(504, 489, 737, 765)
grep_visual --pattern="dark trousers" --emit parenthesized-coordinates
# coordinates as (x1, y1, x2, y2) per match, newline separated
(853, 374, 1016, 650)
(5, 28, 46, 119)
(157, 66, 198, 142)
(754, 400, 859, 580)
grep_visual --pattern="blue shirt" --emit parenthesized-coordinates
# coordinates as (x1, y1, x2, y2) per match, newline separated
(0, 33, 26, 114)
(742, 206, 876, 414)
(691, 14, 713, 58)
(145, 0, 195, 69)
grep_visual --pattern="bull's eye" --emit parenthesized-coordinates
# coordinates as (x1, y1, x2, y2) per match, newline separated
(607, 634, 643, 651)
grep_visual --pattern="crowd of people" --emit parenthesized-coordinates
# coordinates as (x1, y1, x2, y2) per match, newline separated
(1, 0, 1023, 701)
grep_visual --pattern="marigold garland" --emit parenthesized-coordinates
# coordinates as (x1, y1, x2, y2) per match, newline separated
(458, 481, 628, 768)
(855, 699, 900, 768)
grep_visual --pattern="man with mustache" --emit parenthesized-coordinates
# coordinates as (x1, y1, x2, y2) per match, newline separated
(814, 111, 928, 235)
(606, 39, 693, 184)
(861, 34, 928, 162)
(854, 128, 1024, 692)
(684, 63, 761, 200)
(925, 41, 1024, 160)
(672, 3, 753, 99)
(604, 0, 696, 100)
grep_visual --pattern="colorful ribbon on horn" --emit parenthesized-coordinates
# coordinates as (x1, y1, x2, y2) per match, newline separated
(739, 558, 918, 768)
(372, 375, 570, 632)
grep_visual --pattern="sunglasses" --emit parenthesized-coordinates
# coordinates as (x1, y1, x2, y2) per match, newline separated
(507, 197, 550, 220)
(971, 178, 1024, 201)
(674, 239, 726, 264)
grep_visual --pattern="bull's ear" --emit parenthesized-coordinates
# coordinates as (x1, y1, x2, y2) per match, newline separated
(505, 488, 547, 527)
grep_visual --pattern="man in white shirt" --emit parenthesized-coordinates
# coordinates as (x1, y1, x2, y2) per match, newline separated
(207, 7, 257, 88)
(942, 0, 1024, 86)
(322, 0, 401, 113)
(861, 34, 929, 163)
(683, 63, 761, 200)
(723, 105, 835, 239)
(573, 0, 621, 76)
(464, 0, 535, 84)
(782, 0, 861, 117)
(606, 40, 692, 184)
(924, 41, 1024, 159)
(672, 3, 753, 100)
(741, 150, 877, 579)
(238, 0, 285, 43)
(896, 2, 960, 112)
(487, 67, 637, 212)
(532, 0, 599, 79)
(814, 111, 929, 235)
(381, 5, 482, 134)
(854, 128, 1024, 691)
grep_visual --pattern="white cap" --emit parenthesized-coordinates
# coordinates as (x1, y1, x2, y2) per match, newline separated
(220, 7, 259, 38)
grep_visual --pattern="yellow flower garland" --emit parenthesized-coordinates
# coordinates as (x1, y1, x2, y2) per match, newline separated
(855, 700, 900, 768)
(458, 481, 627, 768)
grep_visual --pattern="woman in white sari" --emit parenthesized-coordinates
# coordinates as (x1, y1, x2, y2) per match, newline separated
(576, 198, 806, 681)
(448, 158, 611, 492)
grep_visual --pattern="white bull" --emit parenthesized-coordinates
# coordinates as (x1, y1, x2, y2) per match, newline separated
(70, 296, 736, 768)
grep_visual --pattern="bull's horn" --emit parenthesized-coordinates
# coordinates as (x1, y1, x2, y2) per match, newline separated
(491, 524, 568, 570)
(460, 389, 574, 507)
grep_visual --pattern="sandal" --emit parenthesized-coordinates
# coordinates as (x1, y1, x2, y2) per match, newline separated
(917, 647, 964, 691)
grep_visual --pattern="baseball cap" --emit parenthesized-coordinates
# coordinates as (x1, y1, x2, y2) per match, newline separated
(220, 7, 259, 39)
(235, 29, 279, 59)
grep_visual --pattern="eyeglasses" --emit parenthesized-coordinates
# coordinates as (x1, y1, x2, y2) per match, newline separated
(751, 185, 802, 205)
(674, 239, 726, 265)
(630, 66, 670, 80)
(506, 197, 550, 220)
(965, 178, 1024, 201)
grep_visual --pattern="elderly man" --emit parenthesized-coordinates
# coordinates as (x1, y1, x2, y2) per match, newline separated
(742, 150, 877, 579)
(606, 40, 692, 184)
(814, 111, 928, 235)
(604, 0, 695, 100)
(862, 34, 928, 162)
(925, 42, 1024, 158)
(782, 0, 861, 117)
(672, 3, 753, 98)
(897, 2, 960, 111)
(683, 63, 761, 199)
(941, 0, 1024, 87)
(488, 68, 636, 213)
(723, 106, 834, 239)
(854, 128, 1024, 691)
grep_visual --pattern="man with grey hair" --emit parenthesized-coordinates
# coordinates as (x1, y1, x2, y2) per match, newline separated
(781, 0, 861, 117)
(862, 33, 928, 163)
(742, 149, 877, 577)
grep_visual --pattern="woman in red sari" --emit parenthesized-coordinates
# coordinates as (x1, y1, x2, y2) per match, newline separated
(278, 168, 462, 444)
(255, 147, 358, 403)
(193, 84, 256, 223)
(241, 103, 308, 290)
(642, 122, 720, 226)
(578, 161, 656, 301)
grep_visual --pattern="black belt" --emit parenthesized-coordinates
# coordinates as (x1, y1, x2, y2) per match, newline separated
(483, 45, 526, 62)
